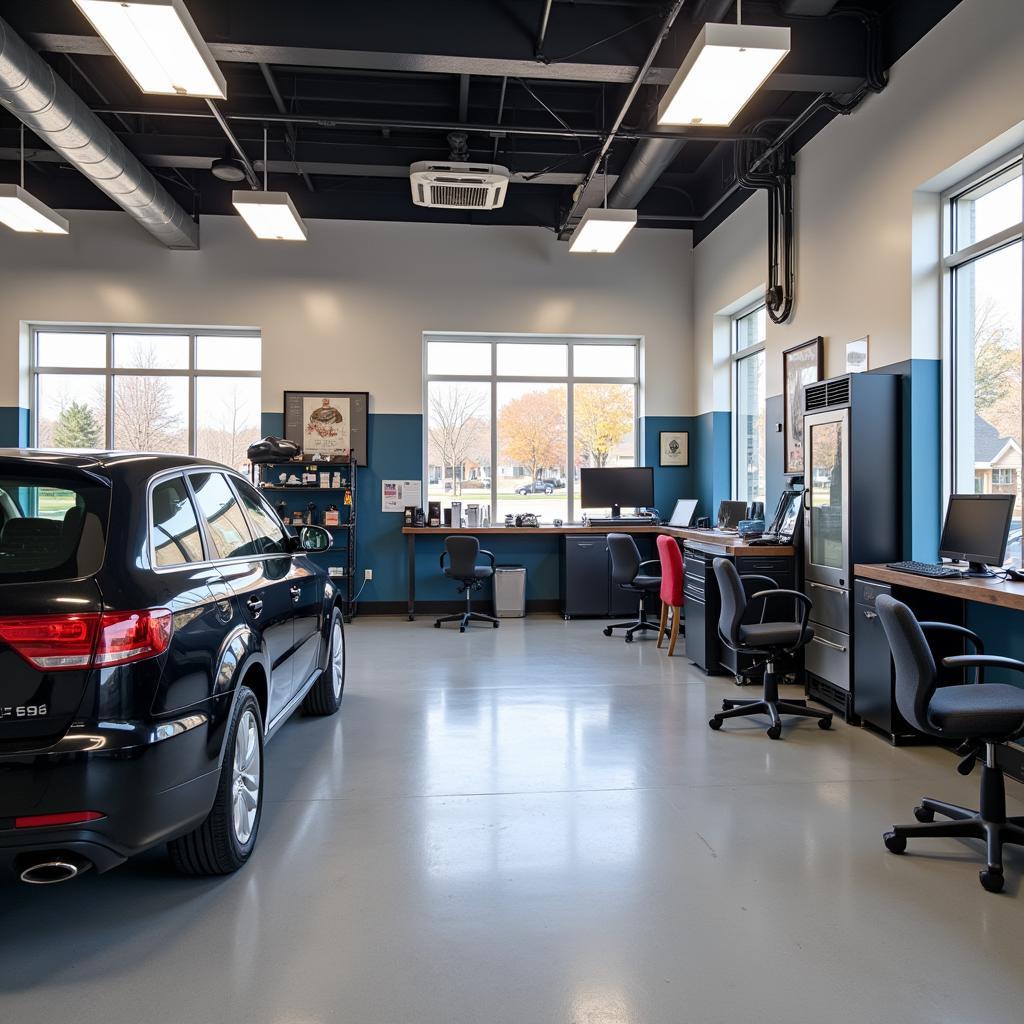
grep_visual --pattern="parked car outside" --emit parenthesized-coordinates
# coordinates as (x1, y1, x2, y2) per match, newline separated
(515, 479, 555, 495)
(0, 451, 345, 884)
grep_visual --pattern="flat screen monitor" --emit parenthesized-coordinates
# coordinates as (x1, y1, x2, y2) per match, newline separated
(580, 467, 654, 517)
(938, 493, 1015, 573)
(669, 498, 699, 528)
(717, 500, 748, 530)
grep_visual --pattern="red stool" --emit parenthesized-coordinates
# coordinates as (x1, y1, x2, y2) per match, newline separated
(656, 534, 685, 656)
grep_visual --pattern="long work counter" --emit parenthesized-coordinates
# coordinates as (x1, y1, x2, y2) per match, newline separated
(402, 524, 794, 620)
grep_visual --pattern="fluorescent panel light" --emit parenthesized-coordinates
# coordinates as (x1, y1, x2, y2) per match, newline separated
(658, 23, 790, 127)
(568, 208, 637, 254)
(232, 191, 308, 241)
(0, 185, 69, 234)
(73, 0, 226, 99)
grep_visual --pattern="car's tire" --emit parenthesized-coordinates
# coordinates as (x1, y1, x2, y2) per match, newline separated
(544, 486, 553, 494)
(168, 686, 263, 876)
(303, 608, 345, 716)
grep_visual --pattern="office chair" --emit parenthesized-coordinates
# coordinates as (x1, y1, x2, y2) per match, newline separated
(435, 536, 500, 633)
(709, 558, 832, 739)
(655, 534, 684, 656)
(875, 595, 1024, 893)
(602, 532, 662, 643)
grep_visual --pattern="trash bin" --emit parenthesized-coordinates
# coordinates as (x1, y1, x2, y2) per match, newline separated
(493, 565, 526, 618)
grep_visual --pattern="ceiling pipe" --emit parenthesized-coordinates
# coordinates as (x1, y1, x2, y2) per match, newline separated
(535, 0, 554, 58)
(0, 15, 197, 248)
(607, 0, 733, 211)
(258, 62, 314, 192)
(205, 98, 260, 190)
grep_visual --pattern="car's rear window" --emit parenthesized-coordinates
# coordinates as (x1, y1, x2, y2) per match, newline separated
(0, 470, 109, 582)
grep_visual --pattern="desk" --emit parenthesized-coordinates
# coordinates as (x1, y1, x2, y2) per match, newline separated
(855, 563, 1024, 612)
(403, 525, 793, 620)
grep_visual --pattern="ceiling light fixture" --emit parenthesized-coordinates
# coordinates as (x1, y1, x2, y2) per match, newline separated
(657, 4, 790, 128)
(72, 0, 227, 99)
(0, 127, 69, 235)
(232, 128, 307, 241)
(569, 159, 636, 254)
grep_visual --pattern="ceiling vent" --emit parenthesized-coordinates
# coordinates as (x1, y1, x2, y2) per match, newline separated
(409, 162, 510, 210)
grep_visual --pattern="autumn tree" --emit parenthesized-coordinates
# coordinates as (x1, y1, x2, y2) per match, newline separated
(574, 384, 633, 467)
(429, 384, 489, 496)
(973, 296, 1022, 443)
(53, 400, 102, 449)
(498, 388, 566, 482)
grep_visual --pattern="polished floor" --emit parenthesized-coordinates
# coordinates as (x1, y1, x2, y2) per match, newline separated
(2, 616, 1023, 1023)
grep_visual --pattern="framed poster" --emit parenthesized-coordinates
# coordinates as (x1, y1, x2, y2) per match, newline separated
(846, 336, 869, 373)
(284, 391, 369, 466)
(659, 431, 689, 466)
(783, 337, 823, 475)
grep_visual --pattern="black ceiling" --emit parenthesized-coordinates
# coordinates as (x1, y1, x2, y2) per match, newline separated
(0, 0, 963, 242)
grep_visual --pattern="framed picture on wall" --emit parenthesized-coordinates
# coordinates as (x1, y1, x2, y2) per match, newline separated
(846, 336, 869, 373)
(782, 337, 823, 475)
(283, 390, 369, 465)
(659, 431, 689, 466)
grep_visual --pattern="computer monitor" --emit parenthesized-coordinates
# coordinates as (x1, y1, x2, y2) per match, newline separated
(717, 500, 748, 530)
(938, 493, 1015, 574)
(580, 467, 654, 518)
(668, 498, 699, 528)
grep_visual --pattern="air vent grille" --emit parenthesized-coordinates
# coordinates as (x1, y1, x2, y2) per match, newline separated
(429, 184, 491, 208)
(804, 376, 851, 413)
(409, 161, 510, 210)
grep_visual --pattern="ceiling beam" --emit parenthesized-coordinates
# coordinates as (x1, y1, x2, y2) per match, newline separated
(28, 33, 863, 93)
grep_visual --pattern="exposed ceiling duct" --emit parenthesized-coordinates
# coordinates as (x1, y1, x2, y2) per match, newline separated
(0, 15, 198, 249)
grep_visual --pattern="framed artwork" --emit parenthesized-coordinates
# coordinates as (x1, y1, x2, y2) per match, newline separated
(846, 336, 869, 373)
(283, 390, 369, 466)
(659, 431, 689, 466)
(783, 337, 823, 475)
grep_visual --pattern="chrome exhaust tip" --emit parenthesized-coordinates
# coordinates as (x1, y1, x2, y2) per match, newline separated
(19, 855, 92, 885)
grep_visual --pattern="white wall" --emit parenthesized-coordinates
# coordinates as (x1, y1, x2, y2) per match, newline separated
(0, 213, 693, 417)
(692, 0, 1024, 412)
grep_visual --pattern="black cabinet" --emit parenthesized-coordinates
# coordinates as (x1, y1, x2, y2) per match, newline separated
(560, 534, 655, 619)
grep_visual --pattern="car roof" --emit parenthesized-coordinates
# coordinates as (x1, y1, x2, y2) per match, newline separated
(0, 449, 237, 478)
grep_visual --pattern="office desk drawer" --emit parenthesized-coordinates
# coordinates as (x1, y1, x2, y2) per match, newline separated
(736, 556, 793, 577)
(856, 579, 891, 608)
(805, 622, 851, 692)
(806, 581, 849, 633)
(685, 556, 708, 578)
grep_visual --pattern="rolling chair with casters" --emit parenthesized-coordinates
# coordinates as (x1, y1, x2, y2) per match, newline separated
(435, 536, 500, 633)
(709, 558, 832, 739)
(603, 532, 662, 643)
(875, 595, 1024, 893)
(655, 534, 685, 656)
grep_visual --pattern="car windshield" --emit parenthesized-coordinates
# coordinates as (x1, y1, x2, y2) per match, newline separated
(0, 467, 110, 582)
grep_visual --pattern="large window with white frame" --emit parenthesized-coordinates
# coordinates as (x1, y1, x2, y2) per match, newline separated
(425, 335, 640, 522)
(32, 327, 262, 471)
(946, 151, 1024, 563)
(732, 302, 766, 505)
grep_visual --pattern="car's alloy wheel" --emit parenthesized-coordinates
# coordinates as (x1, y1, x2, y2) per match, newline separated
(331, 617, 344, 700)
(232, 709, 261, 845)
(303, 607, 346, 715)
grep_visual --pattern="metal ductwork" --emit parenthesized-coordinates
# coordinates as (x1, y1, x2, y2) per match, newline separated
(607, 0, 735, 212)
(0, 16, 198, 249)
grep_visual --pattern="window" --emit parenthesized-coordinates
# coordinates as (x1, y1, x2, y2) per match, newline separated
(151, 476, 204, 567)
(234, 479, 290, 556)
(946, 153, 1024, 564)
(425, 336, 639, 522)
(732, 303, 766, 505)
(32, 327, 261, 471)
(190, 472, 253, 560)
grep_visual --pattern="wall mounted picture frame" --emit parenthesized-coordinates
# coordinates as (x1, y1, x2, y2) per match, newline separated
(846, 336, 869, 373)
(284, 390, 369, 466)
(783, 336, 823, 475)
(659, 431, 689, 466)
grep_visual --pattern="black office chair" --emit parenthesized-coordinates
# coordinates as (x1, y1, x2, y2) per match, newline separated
(709, 558, 832, 739)
(875, 595, 1024, 893)
(435, 536, 500, 633)
(602, 532, 662, 643)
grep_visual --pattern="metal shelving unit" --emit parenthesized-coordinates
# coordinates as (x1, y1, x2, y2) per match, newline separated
(251, 454, 359, 621)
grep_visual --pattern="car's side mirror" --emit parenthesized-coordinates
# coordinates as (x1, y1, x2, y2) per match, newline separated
(298, 525, 332, 552)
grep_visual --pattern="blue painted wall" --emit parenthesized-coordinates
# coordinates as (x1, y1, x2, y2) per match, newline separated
(689, 410, 732, 520)
(0, 407, 30, 447)
(641, 415, 695, 518)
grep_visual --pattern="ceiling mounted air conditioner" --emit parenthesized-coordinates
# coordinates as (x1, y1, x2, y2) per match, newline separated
(409, 162, 510, 210)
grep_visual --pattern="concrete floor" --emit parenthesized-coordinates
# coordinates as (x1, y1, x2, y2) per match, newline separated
(2, 616, 1023, 1023)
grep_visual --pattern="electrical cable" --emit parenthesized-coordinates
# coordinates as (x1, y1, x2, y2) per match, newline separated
(545, 10, 664, 65)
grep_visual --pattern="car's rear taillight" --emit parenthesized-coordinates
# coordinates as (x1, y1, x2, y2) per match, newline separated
(0, 609, 172, 671)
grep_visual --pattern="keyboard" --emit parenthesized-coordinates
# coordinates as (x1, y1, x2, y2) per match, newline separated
(886, 560, 964, 579)
(587, 517, 657, 527)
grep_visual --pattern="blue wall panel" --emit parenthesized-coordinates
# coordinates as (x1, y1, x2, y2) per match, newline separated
(0, 407, 30, 447)
(641, 415, 695, 518)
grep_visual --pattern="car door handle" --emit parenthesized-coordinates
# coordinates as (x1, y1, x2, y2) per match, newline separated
(290, 585, 302, 602)
(246, 597, 264, 618)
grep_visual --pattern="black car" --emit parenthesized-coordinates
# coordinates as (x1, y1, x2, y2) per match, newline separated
(0, 451, 345, 883)
(514, 479, 555, 495)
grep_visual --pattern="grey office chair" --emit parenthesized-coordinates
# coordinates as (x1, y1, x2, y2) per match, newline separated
(875, 595, 1024, 893)
(603, 532, 661, 642)
(710, 558, 832, 739)
(435, 536, 499, 633)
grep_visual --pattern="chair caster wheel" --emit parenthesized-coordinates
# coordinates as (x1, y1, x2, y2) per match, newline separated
(980, 867, 1004, 893)
(817, 717, 832, 730)
(625, 635, 633, 643)
(434, 622, 441, 628)
(735, 675, 746, 687)
(603, 627, 613, 637)
(708, 717, 722, 730)
(913, 805, 934, 823)
(883, 830, 906, 854)
(492, 621, 499, 628)
(766, 723, 782, 740)
(459, 626, 466, 633)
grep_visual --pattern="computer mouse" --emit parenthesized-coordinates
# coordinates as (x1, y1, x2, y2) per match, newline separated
(1006, 567, 1024, 582)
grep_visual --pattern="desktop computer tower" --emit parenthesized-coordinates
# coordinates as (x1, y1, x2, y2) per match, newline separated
(801, 372, 900, 720)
